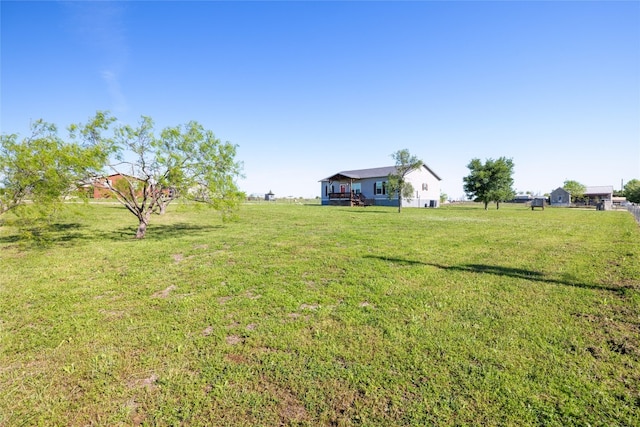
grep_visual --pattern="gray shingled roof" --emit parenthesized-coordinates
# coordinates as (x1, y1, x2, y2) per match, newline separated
(320, 164, 441, 182)
(584, 186, 614, 195)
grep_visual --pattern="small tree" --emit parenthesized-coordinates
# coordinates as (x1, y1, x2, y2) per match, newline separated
(74, 114, 244, 238)
(563, 180, 586, 203)
(488, 186, 516, 210)
(623, 179, 640, 203)
(440, 191, 448, 204)
(387, 149, 423, 213)
(1, 118, 107, 218)
(463, 157, 515, 210)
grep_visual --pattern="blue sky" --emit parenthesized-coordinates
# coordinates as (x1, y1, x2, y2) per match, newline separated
(2, 1, 639, 199)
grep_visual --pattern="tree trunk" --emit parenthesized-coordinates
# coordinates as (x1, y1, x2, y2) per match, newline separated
(496, 201, 500, 210)
(135, 220, 147, 239)
(135, 212, 151, 239)
(484, 201, 489, 210)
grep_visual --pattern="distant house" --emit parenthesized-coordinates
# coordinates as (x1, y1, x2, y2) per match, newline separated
(90, 174, 143, 199)
(550, 187, 571, 207)
(512, 194, 533, 203)
(91, 174, 124, 199)
(612, 196, 628, 207)
(584, 186, 613, 210)
(265, 190, 275, 201)
(320, 164, 441, 207)
(550, 185, 614, 210)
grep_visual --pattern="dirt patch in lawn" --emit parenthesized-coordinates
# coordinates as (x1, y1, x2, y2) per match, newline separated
(226, 335, 243, 345)
(151, 285, 176, 298)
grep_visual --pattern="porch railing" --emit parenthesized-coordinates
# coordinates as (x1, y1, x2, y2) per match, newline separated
(328, 192, 371, 206)
(328, 192, 353, 200)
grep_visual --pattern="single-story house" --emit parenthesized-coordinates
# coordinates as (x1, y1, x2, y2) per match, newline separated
(550, 187, 571, 207)
(550, 185, 614, 209)
(584, 186, 613, 210)
(612, 196, 628, 207)
(320, 164, 442, 207)
(88, 173, 143, 199)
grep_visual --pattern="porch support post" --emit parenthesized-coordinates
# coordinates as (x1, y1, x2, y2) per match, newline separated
(350, 178, 354, 206)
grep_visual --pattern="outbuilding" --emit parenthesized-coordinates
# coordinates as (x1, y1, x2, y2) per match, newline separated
(550, 187, 571, 207)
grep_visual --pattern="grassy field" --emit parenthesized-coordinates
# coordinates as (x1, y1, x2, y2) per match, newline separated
(1, 202, 639, 426)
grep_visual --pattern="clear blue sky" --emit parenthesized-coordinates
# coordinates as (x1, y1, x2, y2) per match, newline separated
(2, 1, 639, 199)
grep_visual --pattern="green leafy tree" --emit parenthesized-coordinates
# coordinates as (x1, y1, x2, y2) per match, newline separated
(440, 191, 448, 204)
(74, 114, 244, 238)
(0, 118, 108, 218)
(387, 149, 423, 213)
(563, 180, 586, 203)
(488, 186, 516, 210)
(463, 157, 515, 210)
(623, 179, 640, 203)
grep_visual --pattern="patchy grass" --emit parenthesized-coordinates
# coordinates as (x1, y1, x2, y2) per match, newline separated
(0, 202, 639, 426)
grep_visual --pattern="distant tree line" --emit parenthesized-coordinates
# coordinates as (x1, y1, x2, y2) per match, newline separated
(620, 179, 640, 203)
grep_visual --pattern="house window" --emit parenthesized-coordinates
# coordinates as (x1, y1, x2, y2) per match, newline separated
(375, 181, 387, 195)
(352, 183, 361, 194)
(422, 183, 428, 191)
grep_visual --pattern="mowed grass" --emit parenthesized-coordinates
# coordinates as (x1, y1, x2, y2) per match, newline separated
(1, 202, 639, 426)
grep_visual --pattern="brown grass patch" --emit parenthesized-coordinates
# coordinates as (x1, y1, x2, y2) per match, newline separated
(217, 296, 232, 304)
(127, 373, 159, 390)
(225, 353, 247, 364)
(151, 285, 176, 298)
(226, 335, 243, 345)
(245, 290, 261, 299)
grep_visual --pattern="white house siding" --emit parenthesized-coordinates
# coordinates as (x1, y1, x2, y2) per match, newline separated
(404, 166, 441, 208)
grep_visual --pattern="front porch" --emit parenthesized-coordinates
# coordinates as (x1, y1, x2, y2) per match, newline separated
(327, 192, 372, 206)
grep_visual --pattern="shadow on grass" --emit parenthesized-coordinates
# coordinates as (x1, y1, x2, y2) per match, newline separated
(363, 255, 622, 293)
(0, 222, 86, 245)
(324, 207, 396, 214)
(0, 221, 222, 246)
(111, 222, 223, 241)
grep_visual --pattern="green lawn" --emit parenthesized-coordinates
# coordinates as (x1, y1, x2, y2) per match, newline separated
(1, 202, 639, 426)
